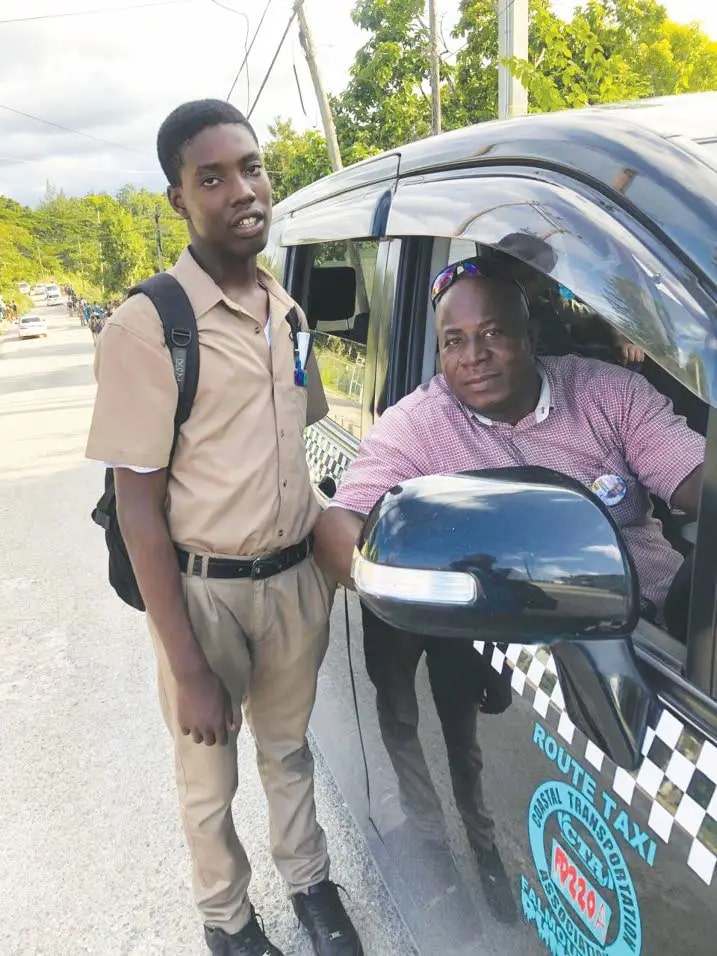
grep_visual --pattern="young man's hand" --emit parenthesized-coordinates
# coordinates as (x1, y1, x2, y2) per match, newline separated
(177, 666, 236, 746)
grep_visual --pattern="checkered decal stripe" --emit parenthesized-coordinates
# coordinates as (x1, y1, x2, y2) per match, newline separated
(475, 641, 717, 886)
(305, 425, 352, 486)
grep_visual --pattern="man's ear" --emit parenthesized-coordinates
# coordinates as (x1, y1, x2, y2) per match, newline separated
(167, 185, 189, 221)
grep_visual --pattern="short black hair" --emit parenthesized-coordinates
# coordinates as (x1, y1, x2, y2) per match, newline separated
(157, 99, 259, 186)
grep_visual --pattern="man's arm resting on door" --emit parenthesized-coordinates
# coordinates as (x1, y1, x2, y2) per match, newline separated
(114, 468, 234, 745)
(314, 506, 366, 591)
(672, 465, 703, 519)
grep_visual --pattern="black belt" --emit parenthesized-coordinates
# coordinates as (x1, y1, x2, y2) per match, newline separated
(177, 536, 312, 581)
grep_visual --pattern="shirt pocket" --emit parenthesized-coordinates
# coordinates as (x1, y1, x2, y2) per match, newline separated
(291, 380, 309, 431)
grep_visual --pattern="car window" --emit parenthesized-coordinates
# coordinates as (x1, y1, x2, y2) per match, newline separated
(446, 238, 479, 264)
(303, 240, 380, 439)
(392, 172, 717, 404)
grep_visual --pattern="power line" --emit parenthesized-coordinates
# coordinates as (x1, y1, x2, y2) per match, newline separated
(0, 103, 150, 157)
(293, 61, 308, 116)
(207, 0, 250, 110)
(225, 0, 275, 104)
(247, 10, 296, 120)
(0, 0, 189, 25)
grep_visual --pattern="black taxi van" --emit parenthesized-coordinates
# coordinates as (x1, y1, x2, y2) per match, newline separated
(264, 92, 717, 955)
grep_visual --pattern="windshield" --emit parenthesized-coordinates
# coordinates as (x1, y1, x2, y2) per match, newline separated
(21, 317, 42, 325)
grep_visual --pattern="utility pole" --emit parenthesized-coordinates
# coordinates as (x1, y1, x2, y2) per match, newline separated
(498, 0, 529, 120)
(428, 0, 442, 135)
(294, 0, 342, 173)
(34, 238, 45, 278)
(96, 208, 105, 296)
(154, 209, 165, 273)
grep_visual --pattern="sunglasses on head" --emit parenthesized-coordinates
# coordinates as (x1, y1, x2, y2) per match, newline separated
(430, 257, 529, 310)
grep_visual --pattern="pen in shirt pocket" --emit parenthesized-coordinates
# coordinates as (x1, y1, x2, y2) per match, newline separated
(298, 331, 315, 368)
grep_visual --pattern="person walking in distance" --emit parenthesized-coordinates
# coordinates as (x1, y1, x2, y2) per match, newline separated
(85, 100, 363, 956)
(89, 307, 105, 347)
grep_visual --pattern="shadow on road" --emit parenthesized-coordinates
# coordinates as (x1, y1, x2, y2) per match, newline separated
(0, 397, 94, 419)
(23, 340, 94, 359)
(0, 364, 95, 395)
(2, 341, 93, 362)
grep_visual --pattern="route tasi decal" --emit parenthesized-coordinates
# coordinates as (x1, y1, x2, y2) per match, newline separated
(522, 723, 657, 956)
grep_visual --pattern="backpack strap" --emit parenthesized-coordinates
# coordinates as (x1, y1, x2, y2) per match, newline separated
(128, 274, 199, 432)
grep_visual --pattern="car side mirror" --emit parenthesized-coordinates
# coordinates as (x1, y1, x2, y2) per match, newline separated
(352, 468, 656, 770)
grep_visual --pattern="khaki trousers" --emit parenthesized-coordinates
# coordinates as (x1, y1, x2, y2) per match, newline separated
(148, 554, 333, 934)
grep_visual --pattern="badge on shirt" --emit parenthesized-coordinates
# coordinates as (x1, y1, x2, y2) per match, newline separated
(592, 474, 627, 507)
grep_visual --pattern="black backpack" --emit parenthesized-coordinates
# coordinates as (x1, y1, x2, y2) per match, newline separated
(91, 274, 200, 612)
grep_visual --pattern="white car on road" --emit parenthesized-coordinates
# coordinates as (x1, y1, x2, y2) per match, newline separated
(46, 288, 63, 306)
(18, 314, 47, 339)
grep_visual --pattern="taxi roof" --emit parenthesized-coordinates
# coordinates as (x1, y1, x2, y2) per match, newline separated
(275, 93, 717, 288)
(395, 91, 717, 175)
(277, 94, 717, 211)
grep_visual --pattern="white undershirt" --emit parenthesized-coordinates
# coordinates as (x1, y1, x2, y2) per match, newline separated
(106, 320, 272, 474)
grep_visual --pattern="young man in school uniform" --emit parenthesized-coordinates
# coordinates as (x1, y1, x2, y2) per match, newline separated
(86, 99, 362, 956)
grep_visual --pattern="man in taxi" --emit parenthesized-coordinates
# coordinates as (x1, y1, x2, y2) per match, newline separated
(86, 100, 362, 956)
(316, 256, 704, 616)
(314, 257, 704, 918)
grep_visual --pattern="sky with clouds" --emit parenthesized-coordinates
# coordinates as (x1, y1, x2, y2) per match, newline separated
(0, 0, 714, 206)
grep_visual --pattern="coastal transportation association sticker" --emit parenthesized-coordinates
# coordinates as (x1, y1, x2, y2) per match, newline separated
(522, 724, 647, 956)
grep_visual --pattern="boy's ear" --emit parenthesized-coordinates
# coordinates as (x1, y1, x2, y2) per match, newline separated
(168, 185, 189, 221)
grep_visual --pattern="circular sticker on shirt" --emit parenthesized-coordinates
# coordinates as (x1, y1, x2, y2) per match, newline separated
(592, 474, 627, 507)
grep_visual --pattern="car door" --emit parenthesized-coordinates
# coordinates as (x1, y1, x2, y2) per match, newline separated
(330, 167, 717, 954)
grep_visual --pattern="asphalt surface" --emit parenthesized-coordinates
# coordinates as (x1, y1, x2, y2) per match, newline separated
(0, 305, 414, 956)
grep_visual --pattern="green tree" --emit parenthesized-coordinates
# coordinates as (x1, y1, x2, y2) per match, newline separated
(333, 0, 717, 155)
(333, 0, 435, 160)
(85, 195, 151, 293)
(262, 120, 333, 204)
(443, 0, 503, 128)
(0, 220, 36, 289)
(0, 184, 184, 303)
(507, 0, 717, 112)
(117, 185, 187, 269)
(34, 192, 100, 278)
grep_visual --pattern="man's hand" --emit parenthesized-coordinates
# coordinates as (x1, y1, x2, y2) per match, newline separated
(177, 666, 236, 746)
(615, 334, 645, 365)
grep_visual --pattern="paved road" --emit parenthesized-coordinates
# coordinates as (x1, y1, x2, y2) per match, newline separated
(0, 306, 413, 955)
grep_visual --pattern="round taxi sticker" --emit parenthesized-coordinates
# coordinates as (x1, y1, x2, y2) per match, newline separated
(592, 474, 627, 508)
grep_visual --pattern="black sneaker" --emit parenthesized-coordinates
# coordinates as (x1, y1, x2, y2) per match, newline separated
(475, 844, 518, 925)
(292, 880, 364, 955)
(205, 907, 284, 956)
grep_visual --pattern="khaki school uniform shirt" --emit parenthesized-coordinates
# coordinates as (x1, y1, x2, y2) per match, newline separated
(86, 247, 328, 556)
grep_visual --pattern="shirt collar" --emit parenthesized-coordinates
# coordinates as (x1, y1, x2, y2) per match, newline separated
(466, 364, 553, 427)
(169, 246, 295, 321)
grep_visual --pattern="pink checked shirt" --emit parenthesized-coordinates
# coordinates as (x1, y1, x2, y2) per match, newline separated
(333, 355, 705, 608)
